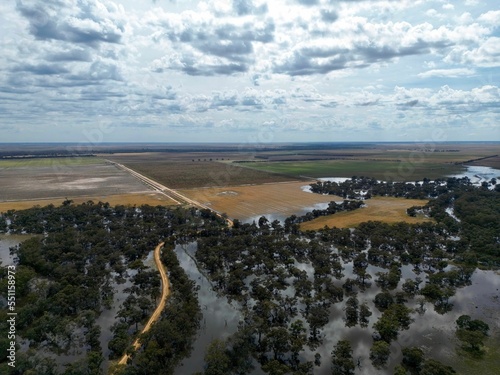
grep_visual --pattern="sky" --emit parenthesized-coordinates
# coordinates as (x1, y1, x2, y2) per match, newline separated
(0, 0, 499, 143)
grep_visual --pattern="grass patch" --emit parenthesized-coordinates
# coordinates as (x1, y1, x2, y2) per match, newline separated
(0, 157, 103, 168)
(300, 196, 432, 229)
(452, 335, 500, 375)
(240, 160, 465, 181)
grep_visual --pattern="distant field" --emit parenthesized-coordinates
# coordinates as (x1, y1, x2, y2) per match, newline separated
(300, 196, 432, 230)
(0, 157, 102, 168)
(0, 158, 154, 201)
(467, 156, 500, 169)
(239, 160, 464, 181)
(105, 153, 300, 189)
(179, 181, 341, 221)
(0, 192, 177, 212)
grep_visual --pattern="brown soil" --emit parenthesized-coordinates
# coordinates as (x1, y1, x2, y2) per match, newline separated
(179, 181, 342, 220)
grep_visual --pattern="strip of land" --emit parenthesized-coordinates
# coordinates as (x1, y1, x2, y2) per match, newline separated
(300, 196, 432, 230)
(0, 192, 177, 212)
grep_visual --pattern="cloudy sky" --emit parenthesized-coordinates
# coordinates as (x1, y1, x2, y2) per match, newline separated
(1, 0, 499, 143)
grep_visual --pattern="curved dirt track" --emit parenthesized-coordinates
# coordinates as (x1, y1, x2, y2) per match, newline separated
(116, 241, 169, 367)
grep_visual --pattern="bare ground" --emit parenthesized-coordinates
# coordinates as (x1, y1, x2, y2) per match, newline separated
(0, 161, 154, 201)
(178, 181, 342, 221)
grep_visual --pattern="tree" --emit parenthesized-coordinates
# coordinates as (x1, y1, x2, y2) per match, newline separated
(455, 315, 489, 354)
(204, 339, 231, 375)
(344, 296, 359, 327)
(331, 340, 355, 375)
(402, 346, 424, 372)
(264, 327, 291, 361)
(420, 359, 456, 375)
(394, 365, 407, 375)
(369, 340, 391, 369)
(359, 302, 372, 328)
(374, 292, 394, 311)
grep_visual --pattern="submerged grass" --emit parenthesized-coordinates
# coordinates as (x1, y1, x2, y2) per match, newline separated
(452, 335, 500, 375)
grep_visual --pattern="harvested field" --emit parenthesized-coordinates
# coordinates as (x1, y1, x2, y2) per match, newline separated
(178, 181, 342, 221)
(239, 159, 465, 181)
(0, 157, 155, 201)
(105, 153, 301, 189)
(466, 156, 500, 169)
(300, 196, 432, 230)
(0, 192, 177, 212)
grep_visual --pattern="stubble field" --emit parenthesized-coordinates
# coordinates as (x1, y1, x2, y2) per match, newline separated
(179, 181, 341, 221)
(0, 157, 159, 202)
(300, 196, 433, 230)
(104, 153, 301, 189)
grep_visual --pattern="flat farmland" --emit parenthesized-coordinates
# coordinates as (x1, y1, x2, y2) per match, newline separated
(239, 159, 465, 181)
(300, 196, 432, 230)
(179, 181, 341, 221)
(0, 157, 158, 201)
(104, 153, 300, 189)
(0, 192, 177, 212)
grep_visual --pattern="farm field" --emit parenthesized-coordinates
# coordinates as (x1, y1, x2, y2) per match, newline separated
(239, 159, 465, 181)
(0, 157, 154, 201)
(300, 196, 432, 230)
(105, 153, 300, 189)
(178, 181, 341, 221)
(0, 192, 177, 212)
(243, 143, 500, 163)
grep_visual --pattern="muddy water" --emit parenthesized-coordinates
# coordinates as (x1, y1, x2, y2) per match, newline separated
(307, 266, 500, 374)
(177, 237, 499, 374)
(0, 234, 32, 265)
(173, 242, 245, 375)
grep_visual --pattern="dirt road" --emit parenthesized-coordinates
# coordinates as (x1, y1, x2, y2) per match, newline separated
(106, 160, 233, 226)
(116, 241, 169, 367)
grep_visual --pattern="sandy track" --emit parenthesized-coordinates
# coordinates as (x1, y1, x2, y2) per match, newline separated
(107, 160, 233, 226)
(116, 241, 169, 367)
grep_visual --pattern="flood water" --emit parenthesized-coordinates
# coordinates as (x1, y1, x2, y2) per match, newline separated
(173, 242, 244, 375)
(448, 165, 500, 188)
(0, 234, 31, 265)
(174, 238, 500, 374)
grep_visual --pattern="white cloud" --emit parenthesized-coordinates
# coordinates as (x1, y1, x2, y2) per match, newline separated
(0, 0, 499, 141)
(418, 68, 475, 78)
(478, 10, 500, 25)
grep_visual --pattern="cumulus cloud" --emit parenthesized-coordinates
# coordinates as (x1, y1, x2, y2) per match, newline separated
(0, 0, 499, 141)
(16, 0, 125, 48)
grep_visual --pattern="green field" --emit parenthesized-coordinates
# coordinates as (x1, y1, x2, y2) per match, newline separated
(0, 157, 103, 168)
(239, 159, 465, 181)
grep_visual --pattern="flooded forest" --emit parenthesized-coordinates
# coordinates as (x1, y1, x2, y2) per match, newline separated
(0, 176, 499, 375)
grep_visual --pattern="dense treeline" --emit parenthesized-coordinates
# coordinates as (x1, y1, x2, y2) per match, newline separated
(285, 200, 364, 225)
(310, 175, 498, 199)
(0, 202, 223, 374)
